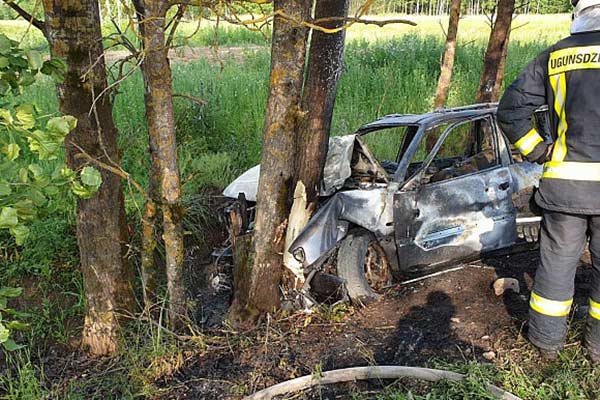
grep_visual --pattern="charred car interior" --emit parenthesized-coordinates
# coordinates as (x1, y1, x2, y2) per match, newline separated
(224, 104, 546, 304)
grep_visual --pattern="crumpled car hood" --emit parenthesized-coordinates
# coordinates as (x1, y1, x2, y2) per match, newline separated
(223, 134, 357, 201)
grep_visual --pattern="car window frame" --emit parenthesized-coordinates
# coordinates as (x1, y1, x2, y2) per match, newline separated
(401, 115, 501, 188)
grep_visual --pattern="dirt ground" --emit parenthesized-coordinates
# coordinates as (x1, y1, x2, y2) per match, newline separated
(152, 246, 594, 399)
(18, 243, 596, 399)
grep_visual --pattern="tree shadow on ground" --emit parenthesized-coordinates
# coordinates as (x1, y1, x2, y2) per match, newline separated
(376, 290, 484, 365)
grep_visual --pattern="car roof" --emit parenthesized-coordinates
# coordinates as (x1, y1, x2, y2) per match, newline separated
(356, 103, 498, 134)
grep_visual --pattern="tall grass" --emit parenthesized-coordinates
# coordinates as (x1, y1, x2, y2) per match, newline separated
(9, 25, 558, 204)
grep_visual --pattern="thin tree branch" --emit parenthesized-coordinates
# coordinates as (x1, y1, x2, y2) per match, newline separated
(2, 0, 45, 32)
(173, 93, 207, 106)
(166, 5, 187, 48)
(312, 16, 418, 28)
(71, 142, 152, 203)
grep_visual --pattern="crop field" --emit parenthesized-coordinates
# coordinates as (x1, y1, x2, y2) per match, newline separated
(2, 13, 591, 399)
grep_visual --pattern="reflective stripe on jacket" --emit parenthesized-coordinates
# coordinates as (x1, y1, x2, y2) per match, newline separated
(498, 31, 600, 214)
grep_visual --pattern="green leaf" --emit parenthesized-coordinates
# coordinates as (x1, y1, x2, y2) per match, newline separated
(71, 181, 93, 199)
(46, 116, 71, 137)
(80, 166, 102, 190)
(5, 143, 20, 161)
(60, 166, 75, 180)
(0, 287, 23, 298)
(2, 339, 24, 351)
(27, 188, 46, 207)
(0, 182, 11, 197)
(43, 185, 59, 196)
(9, 56, 27, 69)
(27, 130, 60, 160)
(28, 164, 43, 179)
(15, 104, 35, 129)
(0, 34, 11, 54)
(0, 322, 8, 344)
(19, 71, 36, 87)
(41, 58, 67, 82)
(25, 50, 42, 70)
(15, 200, 36, 220)
(0, 79, 9, 95)
(18, 167, 28, 183)
(0, 56, 8, 69)
(0, 108, 13, 125)
(6, 321, 28, 330)
(0, 207, 18, 228)
(9, 224, 29, 245)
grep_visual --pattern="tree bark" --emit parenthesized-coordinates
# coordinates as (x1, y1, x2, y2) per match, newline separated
(134, 0, 186, 329)
(475, 0, 515, 103)
(492, 26, 511, 99)
(283, 0, 349, 283)
(433, 0, 461, 109)
(41, 0, 136, 356)
(230, 0, 311, 321)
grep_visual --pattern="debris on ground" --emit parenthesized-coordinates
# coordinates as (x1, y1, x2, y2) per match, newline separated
(493, 277, 521, 296)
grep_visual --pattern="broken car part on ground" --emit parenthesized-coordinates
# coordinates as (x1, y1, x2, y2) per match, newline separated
(224, 104, 548, 305)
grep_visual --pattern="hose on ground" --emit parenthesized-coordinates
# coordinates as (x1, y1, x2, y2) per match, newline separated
(243, 365, 522, 400)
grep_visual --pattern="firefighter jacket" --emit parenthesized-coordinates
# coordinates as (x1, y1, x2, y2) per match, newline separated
(498, 31, 600, 214)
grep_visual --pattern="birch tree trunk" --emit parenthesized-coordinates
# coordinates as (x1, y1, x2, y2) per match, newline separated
(475, 0, 515, 103)
(41, 0, 136, 355)
(284, 0, 349, 283)
(230, 0, 310, 321)
(134, 0, 186, 328)
(433, 0, 461, 109)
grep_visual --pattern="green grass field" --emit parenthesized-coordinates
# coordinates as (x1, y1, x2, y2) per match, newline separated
(0, 14, 585, 399)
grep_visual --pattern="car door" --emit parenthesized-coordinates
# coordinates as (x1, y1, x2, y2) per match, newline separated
(394, 116, 517, 273)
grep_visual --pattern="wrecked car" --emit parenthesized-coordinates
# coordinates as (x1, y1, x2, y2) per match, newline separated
(224, 104, 546, 303)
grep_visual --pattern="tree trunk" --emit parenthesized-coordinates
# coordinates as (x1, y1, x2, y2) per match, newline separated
(283, 0, 349, 283)
(433, 0, 461, 109)
(492, 26, 511, 99)
(475, 0, 515, 103)
(132, 0, 161, 313)
(141, 167, 160, 309)
(134, 0, 186, 328)
(41, 0, 135, 356)
(230, 0, 310, 321)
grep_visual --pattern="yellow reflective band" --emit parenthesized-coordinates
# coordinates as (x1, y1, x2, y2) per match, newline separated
(549, 73, 568, 162)
(590, 299, 600, 321)
(529, 292, 572, 317)
(543, 161, 600, 181)
(514, 128, 544, 156)
(549, 46, 600, 75)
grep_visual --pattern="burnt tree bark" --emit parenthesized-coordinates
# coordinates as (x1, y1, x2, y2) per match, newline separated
(283, 0, 350, 282)
(41, 0, 136, 355)
(475, 0, 515, 103)
(134, 0, 186, 328)
(433, 0, 461, 109)
(229, 0, 311, 321)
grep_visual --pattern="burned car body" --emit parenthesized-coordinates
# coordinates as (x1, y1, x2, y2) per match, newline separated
(224, 104, 544, 302)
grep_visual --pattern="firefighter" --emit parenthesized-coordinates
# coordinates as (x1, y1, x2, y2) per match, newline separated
(498, 0, 600, 361)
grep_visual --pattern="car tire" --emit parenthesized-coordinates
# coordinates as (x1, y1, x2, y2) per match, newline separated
(337, 229, 392, 305)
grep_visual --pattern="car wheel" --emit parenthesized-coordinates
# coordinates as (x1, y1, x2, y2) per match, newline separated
(337, 229, 392, 304)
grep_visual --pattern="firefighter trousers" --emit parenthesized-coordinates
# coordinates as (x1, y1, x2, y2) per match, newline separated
(528, 210, 600, 353)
